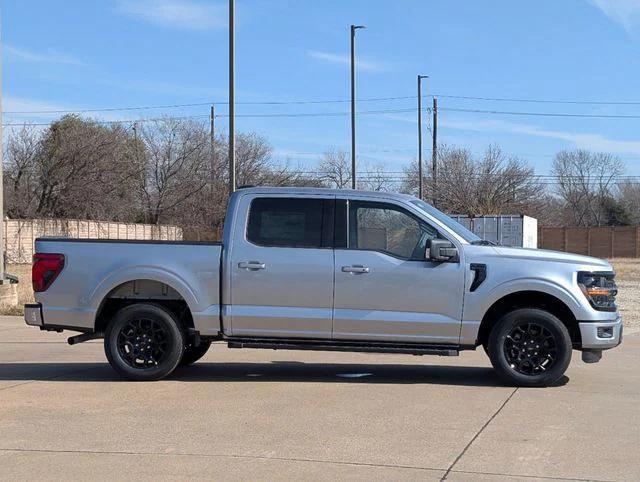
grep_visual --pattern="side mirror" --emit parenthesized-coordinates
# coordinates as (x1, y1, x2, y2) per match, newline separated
(427, 239, 459, 262)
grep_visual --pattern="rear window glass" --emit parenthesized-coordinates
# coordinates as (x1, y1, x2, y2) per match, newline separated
(247, 198, 324, 248)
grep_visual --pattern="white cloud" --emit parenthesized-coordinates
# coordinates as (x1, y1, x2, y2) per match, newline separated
(4, 97, 74, 115)
(5, 45, 83, 65)
(441, 117, 640, 156)
(3, 97, 129, 123)
(588, 0, 640, 32)
(116, 0, 226, 30)
(308, 50, 387, 73)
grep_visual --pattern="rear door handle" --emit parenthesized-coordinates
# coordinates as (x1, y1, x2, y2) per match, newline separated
(341, 265, 370, 274)
(238, 261, 266, 270)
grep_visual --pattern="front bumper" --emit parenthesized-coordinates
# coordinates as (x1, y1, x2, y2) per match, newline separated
(579, 316, 622, 350)
(24, 303, 43, 327)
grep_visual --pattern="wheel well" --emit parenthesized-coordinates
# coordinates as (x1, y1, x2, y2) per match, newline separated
(95, 279, 194, 334)
(477, 291, 580, 347)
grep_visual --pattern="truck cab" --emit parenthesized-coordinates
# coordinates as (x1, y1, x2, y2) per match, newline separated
(25, 187, 622, 386)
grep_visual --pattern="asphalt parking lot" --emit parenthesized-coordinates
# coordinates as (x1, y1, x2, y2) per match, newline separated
(0, 315, 638, 481)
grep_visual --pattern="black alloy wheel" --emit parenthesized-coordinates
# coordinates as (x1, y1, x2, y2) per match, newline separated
(504, 322, 558, 375)
(105, 303, 185, 381)
(117, 317, 170, 369)
(487, 308, 572, 387)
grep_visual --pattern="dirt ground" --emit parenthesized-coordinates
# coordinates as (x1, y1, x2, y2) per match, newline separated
(610, 259, 640, 330)
(4, 260, 638, 329)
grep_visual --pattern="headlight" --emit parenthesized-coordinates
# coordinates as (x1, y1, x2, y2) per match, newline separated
(577, 271, 617, 312)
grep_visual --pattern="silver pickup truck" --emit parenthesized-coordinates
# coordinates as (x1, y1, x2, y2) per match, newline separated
(25, 187, 622, 386)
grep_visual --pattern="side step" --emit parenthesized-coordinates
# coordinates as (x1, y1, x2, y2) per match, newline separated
(227, 338, 459, 356)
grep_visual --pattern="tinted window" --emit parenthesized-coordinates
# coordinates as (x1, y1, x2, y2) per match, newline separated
(410, 199, 481, 243)
(247, 198, 324, 248)
(349, 201, 438, 259)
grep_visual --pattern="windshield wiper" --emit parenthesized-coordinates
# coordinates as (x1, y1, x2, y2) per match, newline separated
(471, 240, 497, 246)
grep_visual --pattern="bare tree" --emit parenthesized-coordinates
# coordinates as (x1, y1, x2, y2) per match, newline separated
(4, 116, 141, 221)
(138, 118, 210, 225)
(616, 180, 640, 225)
(4, 125, 41, 217)
(402, 144, 543, 215)
(176, 131, 320, 236)
(552, 150, 624, 226)
(359, 163, 395, 192)
(317, 148, 352, 189)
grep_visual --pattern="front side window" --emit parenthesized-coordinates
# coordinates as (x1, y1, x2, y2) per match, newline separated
(410, 199, 481, 243)
(349, 201, 437, 259)
(247, 197, 324, 248)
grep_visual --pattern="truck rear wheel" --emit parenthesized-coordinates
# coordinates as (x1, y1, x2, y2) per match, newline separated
(487, 308, 572, 387)
(180, 340, 212, 366)
(104, 303, 185, 381)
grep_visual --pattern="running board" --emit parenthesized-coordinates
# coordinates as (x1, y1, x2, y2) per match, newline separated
(227, 338, 459, 356)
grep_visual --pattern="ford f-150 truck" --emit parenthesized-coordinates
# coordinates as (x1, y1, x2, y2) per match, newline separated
(24, 187, 622, 386)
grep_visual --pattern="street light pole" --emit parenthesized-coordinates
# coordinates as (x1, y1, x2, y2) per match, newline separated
(228, 0, 236, 194)
(417, 75, 428, 201)
(0, 7, 5, 282)
(432, 96, 438, 207)
(350, 24, 365, 190)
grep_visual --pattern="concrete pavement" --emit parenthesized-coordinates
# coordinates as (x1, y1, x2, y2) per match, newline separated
(0, 315, 638, 481)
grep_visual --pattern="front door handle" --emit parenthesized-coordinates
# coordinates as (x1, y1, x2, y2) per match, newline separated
(342, 265, 370, 274)
(238, 261, 266, 270)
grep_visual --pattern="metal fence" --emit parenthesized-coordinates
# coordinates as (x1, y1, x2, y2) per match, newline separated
(538, 226, 640, 258)
(4, 218, 183, 263)
(450, 215, 538, 248)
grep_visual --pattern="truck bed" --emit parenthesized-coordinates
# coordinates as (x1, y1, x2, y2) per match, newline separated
(33, 237, 223, 336)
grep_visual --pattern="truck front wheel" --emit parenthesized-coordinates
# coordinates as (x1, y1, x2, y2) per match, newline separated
(487, 308, 572, 387)
(104, 303, 185, 381)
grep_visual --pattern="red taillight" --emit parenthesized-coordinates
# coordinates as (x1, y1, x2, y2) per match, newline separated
(32, 253, 65, 292)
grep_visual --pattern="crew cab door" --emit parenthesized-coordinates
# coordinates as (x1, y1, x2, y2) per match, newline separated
(333, 198, 465, 344)
(226, 194, 335, 338)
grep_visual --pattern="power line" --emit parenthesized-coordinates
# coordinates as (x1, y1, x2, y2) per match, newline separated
(9, 104, 640, 127)
(2, 114, 209, 127)
(4, 95, 415, 115)
(432, 93, 640, 106)
(8, 92, 640, 116)
(440, 107, 640, 119)
(2, 108, 422, 126)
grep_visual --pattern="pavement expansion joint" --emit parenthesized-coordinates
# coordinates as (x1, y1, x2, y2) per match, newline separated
(441, 387, 519, 481)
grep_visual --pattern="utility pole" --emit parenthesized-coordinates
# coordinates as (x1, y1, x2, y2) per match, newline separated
(0, 7, 6, 282)
(228, 0, 236, 194)
(417, 75, 428, 200)
(350, 24, 365, 189)
(432, 97, 438, 207)
(210, 104, 216, 203)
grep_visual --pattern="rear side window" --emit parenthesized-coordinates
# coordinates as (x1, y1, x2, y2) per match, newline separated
(247, 197, 324, 248)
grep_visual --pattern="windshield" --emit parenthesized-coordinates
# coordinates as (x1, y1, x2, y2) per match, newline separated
(410, 199, 481, 243)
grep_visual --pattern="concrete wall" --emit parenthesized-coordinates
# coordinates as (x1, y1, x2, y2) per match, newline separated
(4, 218, 183, 263)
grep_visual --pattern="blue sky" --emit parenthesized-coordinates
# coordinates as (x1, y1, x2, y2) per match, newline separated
(3, 0, 640, 176)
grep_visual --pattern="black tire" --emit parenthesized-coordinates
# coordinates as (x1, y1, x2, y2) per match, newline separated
(180, 340, 212, 366)
(487, 308, 572, 387)
(104, 303, 185, 381)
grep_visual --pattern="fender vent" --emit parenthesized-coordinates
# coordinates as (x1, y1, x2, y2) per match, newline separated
(470, 263, 487, 292)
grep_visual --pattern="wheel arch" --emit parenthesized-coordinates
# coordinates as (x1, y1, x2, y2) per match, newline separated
(93, 275, 196, 334)
(477, 290, 581, 348)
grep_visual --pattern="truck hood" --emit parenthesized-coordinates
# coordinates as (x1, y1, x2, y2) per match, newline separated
(488, 246, 612, 270)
